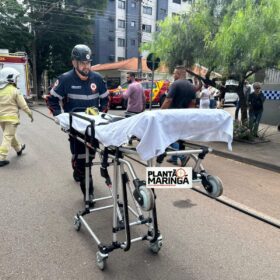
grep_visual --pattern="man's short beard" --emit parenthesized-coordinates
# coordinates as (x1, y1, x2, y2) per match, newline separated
(77, 68, 89, 77)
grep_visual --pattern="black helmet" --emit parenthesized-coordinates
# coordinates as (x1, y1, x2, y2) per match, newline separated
(71, 44, 92, 61)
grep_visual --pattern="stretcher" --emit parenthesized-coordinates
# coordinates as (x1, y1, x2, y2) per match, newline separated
(56, 109, 233, 270)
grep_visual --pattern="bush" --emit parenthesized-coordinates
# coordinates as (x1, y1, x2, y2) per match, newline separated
(233, 120, 254, 140)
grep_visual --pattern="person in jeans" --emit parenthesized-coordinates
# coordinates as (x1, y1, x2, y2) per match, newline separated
(248, 82, 265, 137)
(122, 72, 146, 144)
(161, 66, 197, 166)
(235, 80, 251, 121)
(218, 81, 226, 109)
(123, 72, 146, 117)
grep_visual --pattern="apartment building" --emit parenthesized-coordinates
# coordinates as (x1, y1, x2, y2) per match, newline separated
(92, 0, 191, 65)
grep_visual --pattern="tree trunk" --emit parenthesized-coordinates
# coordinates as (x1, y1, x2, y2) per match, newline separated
(237, 84, 248, 124)
(37, 74, 42, 99)
(240, 104, 248, 123)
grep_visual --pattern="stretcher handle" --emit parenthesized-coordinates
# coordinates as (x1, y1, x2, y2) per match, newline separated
(121, 169, 131, 252)
(69, 112, 96, 145)
(100, 113, 125, 123)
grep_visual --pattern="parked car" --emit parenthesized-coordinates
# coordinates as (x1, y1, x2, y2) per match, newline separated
(108, 82, 129, 109)
(224, 79, 239, 105)
(108, 80, 170, 109)
(142, 80, 170, 107)
(224, 92, 239, 105)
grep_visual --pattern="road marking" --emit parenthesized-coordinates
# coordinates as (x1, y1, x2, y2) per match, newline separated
(192, 186, 280, 229)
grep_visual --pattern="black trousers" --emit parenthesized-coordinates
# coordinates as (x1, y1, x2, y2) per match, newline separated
(69, 136, 94, 196)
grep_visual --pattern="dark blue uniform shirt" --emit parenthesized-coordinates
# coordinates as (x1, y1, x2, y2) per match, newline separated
(47, 69, 109, 116)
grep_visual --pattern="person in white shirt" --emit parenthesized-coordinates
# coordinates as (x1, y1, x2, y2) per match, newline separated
(199, 85, 211, 108)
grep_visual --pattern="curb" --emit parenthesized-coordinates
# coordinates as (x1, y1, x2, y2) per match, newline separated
(186, 142, 280, 174)
(212, 149, 280, 173)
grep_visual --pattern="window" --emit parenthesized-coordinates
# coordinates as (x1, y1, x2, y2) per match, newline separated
(118, 19, 125, 28)
(142, 24, 152, 33)
(131, 39, 136, 46)
(143, 6, 152, 15)
(155, 24, 161, 32)
(173, 0, 181, 3)
(109, 55, 115, 61)
(108, 15, 115, 21)
(131, 21, 136, 27)
(141, 81, 156, 89)
(118, 38, 125, 47)
(160, 8, 167, 15)
(118, 0, 125, 9)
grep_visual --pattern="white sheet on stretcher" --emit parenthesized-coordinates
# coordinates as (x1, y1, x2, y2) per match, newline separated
(56, 109, 233, 161)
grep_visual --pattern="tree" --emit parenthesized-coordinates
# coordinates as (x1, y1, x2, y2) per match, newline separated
(0, 0, 32, 52)
(212, 0, 280, 121)
(144, 0, 234, 75)
(23, 0, 108, 97)
(1, 0, 108, 98)
(144, 0, 280, 123)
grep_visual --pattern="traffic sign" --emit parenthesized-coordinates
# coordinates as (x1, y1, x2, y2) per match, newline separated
(146, 53, 160, 71)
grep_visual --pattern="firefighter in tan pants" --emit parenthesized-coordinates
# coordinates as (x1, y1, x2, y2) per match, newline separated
(0, 67, 33, 167)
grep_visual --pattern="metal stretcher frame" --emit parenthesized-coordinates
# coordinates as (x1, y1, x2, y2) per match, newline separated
(65, 112, 224, 271)
(68, 112, 163, 270)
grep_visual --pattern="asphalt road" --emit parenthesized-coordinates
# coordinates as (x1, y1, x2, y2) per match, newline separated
(0, 107, 279, 280)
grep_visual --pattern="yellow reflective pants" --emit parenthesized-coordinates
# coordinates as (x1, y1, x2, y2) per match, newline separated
(0, 122, 21, 161)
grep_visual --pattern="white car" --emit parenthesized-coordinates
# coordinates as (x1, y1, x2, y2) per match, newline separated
(224, 79, 239, 105)
(224, 92, 239, 105)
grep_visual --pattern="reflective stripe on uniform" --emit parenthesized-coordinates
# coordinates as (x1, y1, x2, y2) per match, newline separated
(72, 154, 86, 159)
(0, 115, 19, 122)
(99, 91, 109, 99)
(72, 154, 94, 159)
(0, 146, 9, 153)
(68, 94, 98, 100)
(77, 154, 86, 159)
(0, 90, 12, 96)
(50, 88, 63, 100)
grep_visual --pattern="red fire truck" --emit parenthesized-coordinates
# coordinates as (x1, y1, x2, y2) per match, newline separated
(0, 49, 30, 97)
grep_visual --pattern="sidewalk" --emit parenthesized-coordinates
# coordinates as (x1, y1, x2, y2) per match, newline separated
(187, 123, 280, 173)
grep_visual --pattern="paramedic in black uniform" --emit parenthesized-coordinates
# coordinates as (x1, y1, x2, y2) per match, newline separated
(46, 44, 109, 204)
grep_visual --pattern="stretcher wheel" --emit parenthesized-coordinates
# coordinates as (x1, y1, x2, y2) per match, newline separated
(205, 175, 223, 198)
(139, 186, 155, 211)
(149, 235, 163, 254)
(96, 251, 107, 270)
(74, 216, 81, 231)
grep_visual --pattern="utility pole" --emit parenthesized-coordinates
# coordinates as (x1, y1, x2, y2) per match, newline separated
(30, 5, 38, 100)
(136, 0, 143, 79)
(31, 3, 57, 100)
(32, 30, 38, 101)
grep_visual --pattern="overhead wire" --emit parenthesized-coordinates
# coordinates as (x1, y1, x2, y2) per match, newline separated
(3, 0, 160, 23)
(2, 1, 162, 42)
(2, 1, 163, 52)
